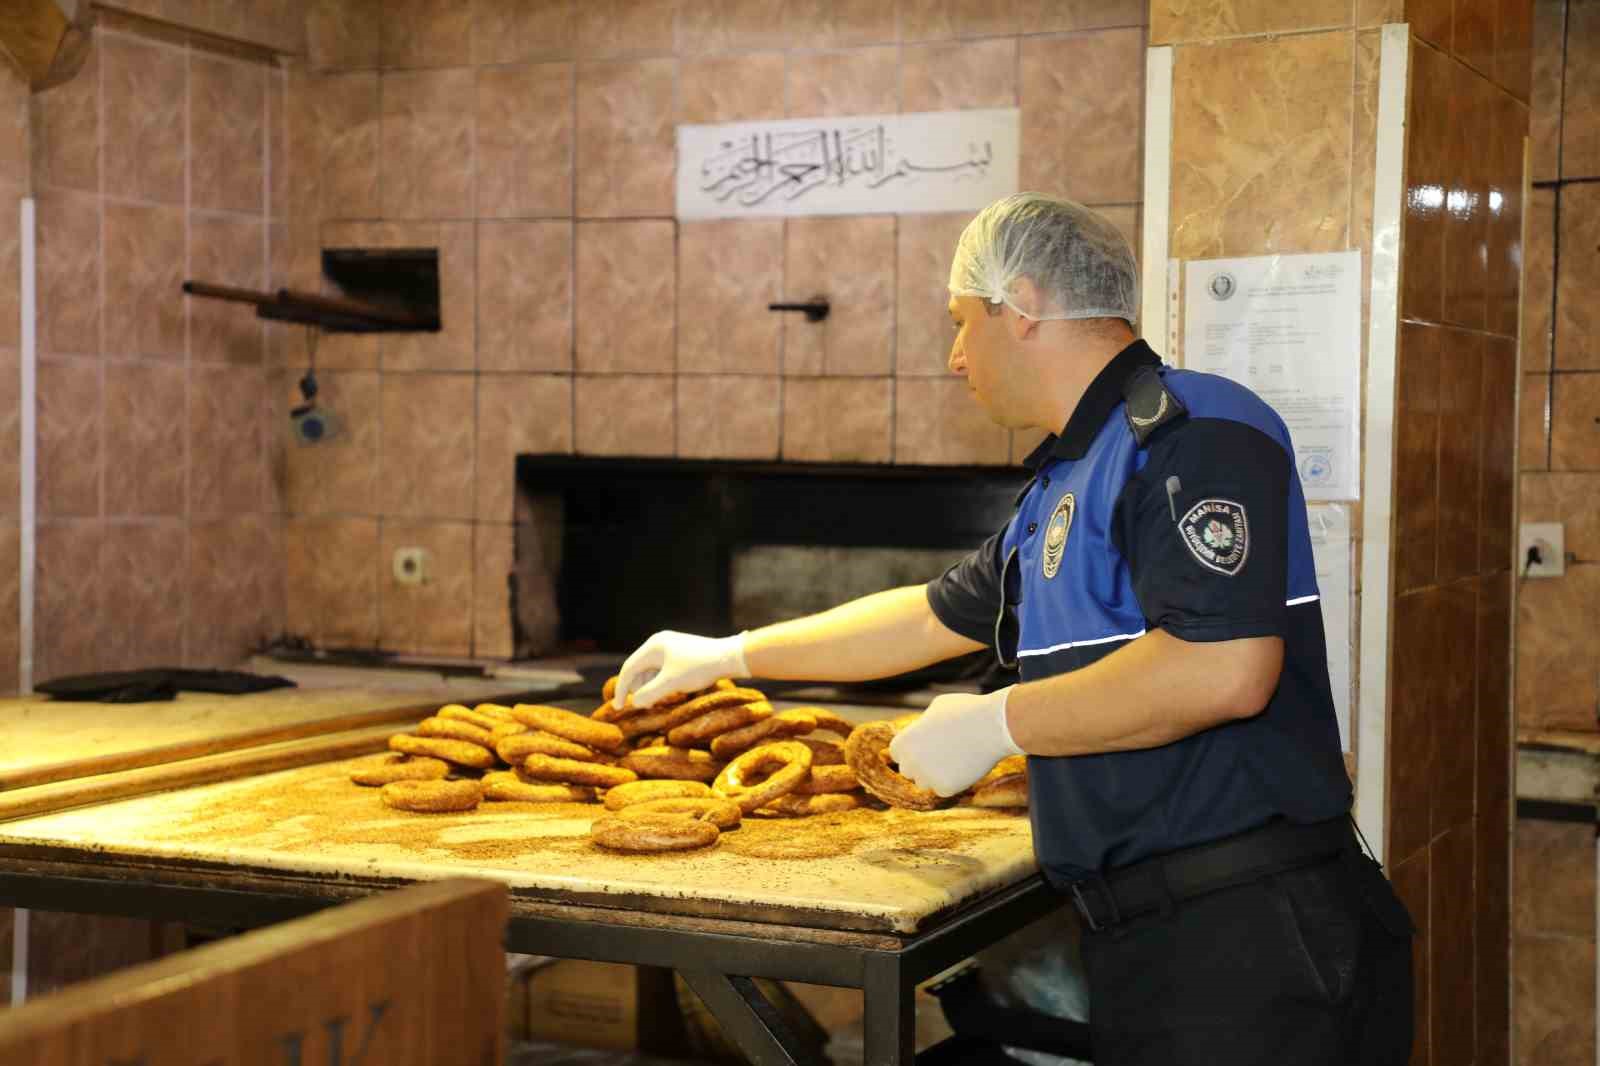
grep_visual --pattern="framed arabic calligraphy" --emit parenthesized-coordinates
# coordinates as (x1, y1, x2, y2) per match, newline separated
(676, 108, 1020, 220)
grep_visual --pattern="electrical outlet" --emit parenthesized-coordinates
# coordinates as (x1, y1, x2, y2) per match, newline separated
(1518, 522, 1565, 578)
(392, 546, 430, 586)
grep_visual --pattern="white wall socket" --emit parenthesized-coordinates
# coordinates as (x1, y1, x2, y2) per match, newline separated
(1518, 522, 1565, 578)
(392, 546, 430, 586)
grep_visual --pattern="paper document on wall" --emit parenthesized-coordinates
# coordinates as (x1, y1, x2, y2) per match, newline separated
(1182, 251, 1362, 501)
(1308, 503, 1353, 752)
(676, 109, 1019, 219)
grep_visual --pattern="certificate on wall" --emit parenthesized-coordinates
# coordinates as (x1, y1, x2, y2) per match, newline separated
(1182, 251, 1362, 501)
(676, 108, 1019, 220)
(1308, 503, 1353, 752)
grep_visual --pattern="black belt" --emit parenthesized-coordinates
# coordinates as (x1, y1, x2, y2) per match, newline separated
(1068, 816, 1356, 932)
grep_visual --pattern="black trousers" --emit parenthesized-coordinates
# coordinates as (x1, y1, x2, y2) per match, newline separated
(1078, 850, 1414, 1066)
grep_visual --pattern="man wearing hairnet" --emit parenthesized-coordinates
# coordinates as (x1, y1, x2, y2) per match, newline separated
(612, 194, 1413, 1065)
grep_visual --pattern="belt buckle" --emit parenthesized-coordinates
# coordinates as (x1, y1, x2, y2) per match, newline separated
(1069, 875, 1121, 932)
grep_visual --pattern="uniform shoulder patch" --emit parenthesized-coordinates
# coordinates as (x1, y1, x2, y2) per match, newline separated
(1179, 498, 1249, 576)
(1121, 366, 1187, 446)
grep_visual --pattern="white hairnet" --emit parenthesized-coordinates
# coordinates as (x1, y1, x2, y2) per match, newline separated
(948, 193, 1139, 324)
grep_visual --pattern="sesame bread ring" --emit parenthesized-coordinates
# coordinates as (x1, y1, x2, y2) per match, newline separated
(482, 771, 594, 803)
(496, 730, 600, 764)
(603, 779, 713, 811)
(712, 741, 813, 814)
(620, 745, 723, 782)
(969, 773, 1029, 808)
(490, 721, 528, 739)
(795, 764, 860, 794)
(416, 716, 496, 748)
(973, 755, 1028, 789)
(709, 710, 818, 760)
(761, 792, 866, 817)
(510, 703, 627, 753)
(350, 754, 450, 787)
(602, 675, 619, 704)
(473, 703, 519, 721)
(521, 753, 638, 789)
(844, 721, 940, 811)
(666, 700, 772, 748)
(389, 733, 497, 770)
(797, 736, 847, 766)
(800, 708, 857, 738)
(590, 813, 719, 853)
(621, 796, 742, 830)
(381, 778, 483, 813)
(618, 695, 736, 739)
(437, 704, 510, 732)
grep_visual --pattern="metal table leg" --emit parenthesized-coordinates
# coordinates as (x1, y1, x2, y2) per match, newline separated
(679, 969, 825, 1066)
(862, 951, 914, 1065)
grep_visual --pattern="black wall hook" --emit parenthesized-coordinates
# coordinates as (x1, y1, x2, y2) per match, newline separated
(768, 297, 830, 322)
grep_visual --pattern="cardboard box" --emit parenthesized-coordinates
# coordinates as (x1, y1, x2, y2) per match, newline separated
(522, 960, 638, 1050)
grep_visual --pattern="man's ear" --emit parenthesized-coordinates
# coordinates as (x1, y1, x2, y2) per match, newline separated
(1008, 278, 1044, 341)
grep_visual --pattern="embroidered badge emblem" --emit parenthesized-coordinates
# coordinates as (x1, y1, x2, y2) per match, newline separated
(1180, 498, 1249, 576)
(1041, 493, 1075, 580)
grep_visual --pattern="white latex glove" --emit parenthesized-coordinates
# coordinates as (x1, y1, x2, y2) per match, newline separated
(889, 687, 1023, 797)
(613, 630, 749, 709)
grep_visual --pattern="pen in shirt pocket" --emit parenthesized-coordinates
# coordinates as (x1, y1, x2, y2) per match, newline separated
(1166, 476, 1182, 522)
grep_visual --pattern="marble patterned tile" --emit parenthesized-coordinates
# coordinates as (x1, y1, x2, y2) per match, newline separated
(677, 0, 791, 53)
(901, 38, 1016, 115)
(0, 523, 17, 692)
(677, 219, 782, 375)
(102, 33, 186, 205)
(1429, 581, 1477, 833)
(1550, 371, 1600, 469)
(281, 370, 381, 515)
(1171, 30, 1350, 259)
(473, 0, 575, 65)
(1561, 0, 1600, 178)
(894, 377, 1009, 465)
(1150, 0, 1349, 44)
(781, 377, 892, 462)
(473, 522, 517, 659)
(99, 520, 186, 670)
(575, 58, 675, 217)
(783, 215, 895, 376)
(379, 373, 475, 519)
(34, 520, 104, 680)
(676, 375, 780, 460)
(574, 374, 675, 456)
(575, 0, 678, 59)
(1486, 90, 1527, 340)
(1436, 331, 1482, 583)
(1357, 0, 1405, 26)
(786, 47, 900, 117)
(36, 359, 100, 518)
(782, 0, 898, 47)
(103, 202, 186, 362)
(1522, 190, 1555, 373)
(1494, 0, 1534, 100)
(1014, 0, 1146, 32)
(1514, 935, 1597, 1066)
(312, 221, 384, 370)
(1350, 30, 1381, 269)
(1519, 471, 1600, 561)
(575, 220, 675, 373)
(312, 72, 383, 221)
(478, 221, 573, 373)
(35, 189, 101, 357)
(1519, 372, 1550, 470)
(1529, 0, 1565, 182)
(1475, 571, 1512, 816)
(305, 0, 382, 71)
(1402, 37, 1451, 324)
(268, 69, 287, 222)
(476, 374, 573, 521)
(895, 0, 1018, 40)
(1479, 336, 1517, 572)
(187, 515, 281, 668)
(191, 54, 266, 215)
(284, 516, 380, 649)
(0, 58, 26, 187)
(679, 53, 786, 124)
(895, 212, 969, 377)
(382, 69, 475, 220)
(379, 519, 474, 656)
(1387, 589, 1441, 863)
(379, 0, 472, 69)
(1440, 60, 1490, 332)
(104, 361, 186, 518)
(1555, 184, 1600, 369)
(370, 221, 476, 372)
(0, 184, 14, 351)
(188, 213, 265, 366)
(1393, 323, 1440, 594)
(1428, 823, 1476, 1066)
(190, 365, 267, 517)
(477, 63, 574, 219)
(28, 42, 98, 193)
(1514, 819, 1597, 937)
(1515, 562, 1600, 731)
(1022, 29, 1145, 207)
(0, 348, 16, 519)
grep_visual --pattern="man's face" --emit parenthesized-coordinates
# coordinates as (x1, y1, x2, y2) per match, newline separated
(947, 293, 1021, 426)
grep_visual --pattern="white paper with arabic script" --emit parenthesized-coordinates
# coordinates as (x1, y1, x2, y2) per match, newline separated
(676, 108, 1019, 219)
(1308, 503, 1353, 752)
(1181, 251, 1362, 501)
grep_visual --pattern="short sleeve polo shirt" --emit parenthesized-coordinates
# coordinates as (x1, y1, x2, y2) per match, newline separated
(927, 340, 1351, 886)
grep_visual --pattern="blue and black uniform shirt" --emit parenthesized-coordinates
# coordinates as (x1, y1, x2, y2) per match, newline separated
(927, 339, 1352, 887)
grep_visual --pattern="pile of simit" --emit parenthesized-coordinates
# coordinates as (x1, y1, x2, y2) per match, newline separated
(350, 679, 1027, 854)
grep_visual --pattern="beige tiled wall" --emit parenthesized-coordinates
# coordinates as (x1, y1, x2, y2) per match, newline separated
(2, 63, 27, 695)
(25, 21, 289, 684)
(282, 0, 1149, 658)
